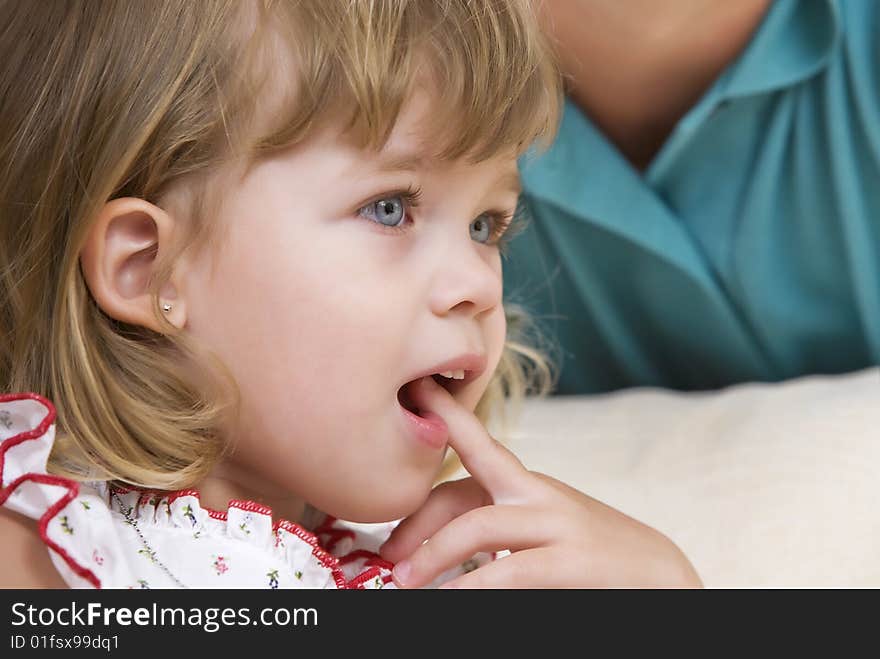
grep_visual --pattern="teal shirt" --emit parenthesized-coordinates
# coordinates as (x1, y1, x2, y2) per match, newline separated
(505, 0, 880, 394)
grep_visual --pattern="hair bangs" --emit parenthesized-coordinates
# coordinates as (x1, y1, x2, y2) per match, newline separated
(250, 0, 561, 162)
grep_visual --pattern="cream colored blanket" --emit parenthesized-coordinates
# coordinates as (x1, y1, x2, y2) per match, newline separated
(464, 368, 880, 587)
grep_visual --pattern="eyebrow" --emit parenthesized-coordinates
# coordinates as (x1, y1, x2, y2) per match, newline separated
(374, 151, 432, 173)
(374, 151, 522, 196)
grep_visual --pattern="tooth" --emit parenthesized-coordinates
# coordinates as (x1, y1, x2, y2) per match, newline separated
(435, 369, 466, 380)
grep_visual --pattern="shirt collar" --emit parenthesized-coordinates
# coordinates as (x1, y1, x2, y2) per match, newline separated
(519, 99, 721, 295)
(718, 0, 839, 101)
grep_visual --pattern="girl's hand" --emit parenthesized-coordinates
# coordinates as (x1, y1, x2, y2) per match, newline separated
(379, 376, 703, 588)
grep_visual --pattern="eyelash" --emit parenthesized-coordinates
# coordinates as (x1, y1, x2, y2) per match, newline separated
(358, 184, 522, 252)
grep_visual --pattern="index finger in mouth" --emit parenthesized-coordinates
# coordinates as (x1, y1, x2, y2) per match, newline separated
(409, 376, 530, 502)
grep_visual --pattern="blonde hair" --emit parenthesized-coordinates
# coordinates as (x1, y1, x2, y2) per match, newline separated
(0, 0, 561, 490)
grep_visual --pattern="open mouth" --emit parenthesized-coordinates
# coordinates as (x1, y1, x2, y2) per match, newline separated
(397, 373, 463, 417)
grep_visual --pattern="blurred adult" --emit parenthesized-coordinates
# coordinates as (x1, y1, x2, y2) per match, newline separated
(508, 0, 880, 394)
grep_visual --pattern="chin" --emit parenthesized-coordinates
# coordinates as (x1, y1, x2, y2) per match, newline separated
(318, 480, 434, 524)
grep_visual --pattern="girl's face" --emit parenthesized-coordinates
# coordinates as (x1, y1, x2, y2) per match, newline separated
(181, 90, 517, 522)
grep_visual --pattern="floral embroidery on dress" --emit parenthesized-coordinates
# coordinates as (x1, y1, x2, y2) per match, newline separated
(92, 549, 104, 566)
(59, 516, 74, 535)
(0, 409, 11, 429)
(267, 569, 279, 589)
(212, 555, 229, 575)
(183, 504, 197, 527)
(239, 513, 253, 536)
(80, 500, 91, 511)
(138, 548, 157, 564)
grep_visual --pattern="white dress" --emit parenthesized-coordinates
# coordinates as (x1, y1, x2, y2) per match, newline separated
(0, 393, 490, 589)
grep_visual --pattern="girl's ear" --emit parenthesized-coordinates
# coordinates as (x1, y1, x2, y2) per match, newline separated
(79, 197, 186, 332)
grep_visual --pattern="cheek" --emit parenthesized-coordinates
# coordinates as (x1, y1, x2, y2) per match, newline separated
(488, 304, 508, 370)
(190, 224, 400, 388)
(462, 305, 508, 412)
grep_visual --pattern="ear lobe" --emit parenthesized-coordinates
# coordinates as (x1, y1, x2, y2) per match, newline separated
(80, 197, 185, 332)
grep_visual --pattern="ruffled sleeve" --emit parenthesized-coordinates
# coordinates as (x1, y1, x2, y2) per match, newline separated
(0, 393, 133, 588)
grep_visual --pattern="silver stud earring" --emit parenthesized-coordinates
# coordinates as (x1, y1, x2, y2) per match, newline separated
(162, 303, 172, 313)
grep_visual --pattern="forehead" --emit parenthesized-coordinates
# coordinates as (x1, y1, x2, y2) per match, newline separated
(349, 87, 521, 185)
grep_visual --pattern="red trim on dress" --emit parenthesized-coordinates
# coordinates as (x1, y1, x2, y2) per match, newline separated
(0, 392, 57, 478)
(273, 518, 348, 588)
(164, 489, 201, 505)
(313, 515, 357, 553)
(228, 499, 273, 516)
(313, 518, 396, 588)
(0, 393, 101, 588)
(346, 566, 386, 589)
(337, 549, 394, 571)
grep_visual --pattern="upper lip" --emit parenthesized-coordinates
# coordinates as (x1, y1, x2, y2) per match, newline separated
(402, 353, 488, 389)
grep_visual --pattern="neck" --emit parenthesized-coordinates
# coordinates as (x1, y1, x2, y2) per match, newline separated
(195, 459, 311, 528)
(539, 0, 772, 169)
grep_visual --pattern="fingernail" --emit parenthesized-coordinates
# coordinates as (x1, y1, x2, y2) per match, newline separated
(393, 560, 411, 586)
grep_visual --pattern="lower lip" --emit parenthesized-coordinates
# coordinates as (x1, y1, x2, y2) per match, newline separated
(399, 403, 449, 450)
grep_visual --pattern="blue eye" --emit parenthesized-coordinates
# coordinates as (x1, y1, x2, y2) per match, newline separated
(359, 196, 405, 227)
(470, 214, 493, 243)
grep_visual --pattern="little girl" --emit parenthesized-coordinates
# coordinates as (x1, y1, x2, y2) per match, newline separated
(0, 0, 700, 588)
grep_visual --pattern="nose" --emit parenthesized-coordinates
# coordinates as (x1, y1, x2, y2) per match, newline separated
(427, 244, 502, 318)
